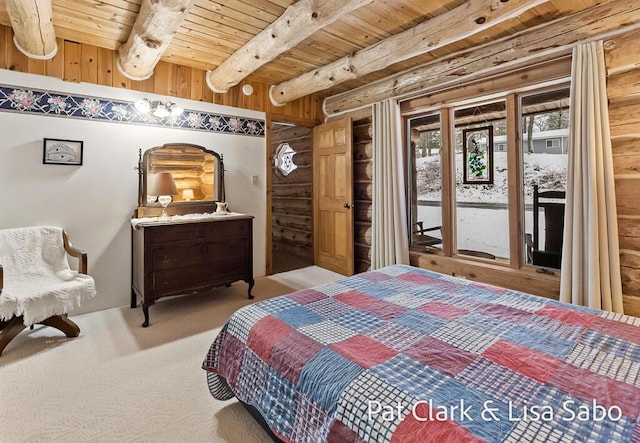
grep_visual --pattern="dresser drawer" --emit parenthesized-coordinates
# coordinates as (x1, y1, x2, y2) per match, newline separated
(203, 219, 250, 239)
(151, 238, 248, 271)
(152, 242, 208, 270)
(148, 223, 204, 244)
(152, 259, 248, 295)
(152, 266, 209, 295)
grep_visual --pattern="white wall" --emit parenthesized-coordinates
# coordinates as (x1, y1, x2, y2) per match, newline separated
(0, 70, 266, 315)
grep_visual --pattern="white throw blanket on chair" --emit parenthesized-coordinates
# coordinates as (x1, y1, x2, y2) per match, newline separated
(0, 226, 96, 325)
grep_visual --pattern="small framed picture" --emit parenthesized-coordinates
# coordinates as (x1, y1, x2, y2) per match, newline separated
(43, 138, 84, 165)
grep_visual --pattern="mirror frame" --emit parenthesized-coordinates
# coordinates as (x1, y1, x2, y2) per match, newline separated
(135, 143, 225, 218)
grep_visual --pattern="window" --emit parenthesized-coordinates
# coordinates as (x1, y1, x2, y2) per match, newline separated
(546, 138, 561, 149)
(407, 113, 442, 249)
(454, 101, 508, 260)
(522, 88, 569, 269)
(405, 81, 570, 270)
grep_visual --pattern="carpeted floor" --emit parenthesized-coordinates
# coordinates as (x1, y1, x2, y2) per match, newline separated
(0, 266, 343, 443)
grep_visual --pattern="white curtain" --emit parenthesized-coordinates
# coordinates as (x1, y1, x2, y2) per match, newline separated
(371, 98, 410, 269)
(560, 41, 624, 313)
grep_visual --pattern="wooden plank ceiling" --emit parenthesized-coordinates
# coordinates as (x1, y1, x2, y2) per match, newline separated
(0, 0, 602, 103)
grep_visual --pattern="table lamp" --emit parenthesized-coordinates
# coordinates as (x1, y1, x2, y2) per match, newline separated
(151, 172, 178, 218)
(182, 188, 194, 201)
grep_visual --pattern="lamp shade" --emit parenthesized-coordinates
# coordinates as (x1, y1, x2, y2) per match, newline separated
(182, 188, 194, 201)
(151, 172, 178, 196)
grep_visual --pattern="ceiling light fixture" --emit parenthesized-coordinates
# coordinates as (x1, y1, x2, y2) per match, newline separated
(242, 84, 254, 96)
(135, 98, 183, 118)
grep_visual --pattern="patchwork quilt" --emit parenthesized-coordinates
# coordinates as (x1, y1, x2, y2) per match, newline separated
(202, 264, 640, 442)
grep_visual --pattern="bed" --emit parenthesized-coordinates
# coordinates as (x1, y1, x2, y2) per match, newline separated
(202, 264, 640, 442)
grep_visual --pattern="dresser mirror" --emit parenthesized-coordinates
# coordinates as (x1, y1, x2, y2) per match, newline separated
(135, 143, 225, 218)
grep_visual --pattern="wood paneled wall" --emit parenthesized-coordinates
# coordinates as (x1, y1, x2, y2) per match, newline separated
(353, 118, 373, 273)
(270, 123, 314, 273)
(606, 28, 640, 317)
(0, 25, 324, 125)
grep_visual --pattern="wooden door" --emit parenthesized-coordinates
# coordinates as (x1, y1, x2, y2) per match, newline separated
(313, 117, 354, 276)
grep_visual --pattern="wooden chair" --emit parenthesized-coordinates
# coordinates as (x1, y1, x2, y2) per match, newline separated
(526, 185, 566, 269)
(0, 227, 96, 356)
(412, 221, 443, 247)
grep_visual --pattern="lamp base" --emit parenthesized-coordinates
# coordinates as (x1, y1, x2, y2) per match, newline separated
(157, 195, 172, 219)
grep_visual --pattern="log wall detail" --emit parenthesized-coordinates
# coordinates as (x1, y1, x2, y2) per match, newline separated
(270, 123, 314, 273)
(606, 28, 640, 317)
(353, 118, 373, 273)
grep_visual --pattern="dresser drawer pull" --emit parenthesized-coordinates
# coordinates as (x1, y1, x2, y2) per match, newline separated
(163, 278, 170, 285)
(162, 255, 170, 263)
(201, 244, 209, 254)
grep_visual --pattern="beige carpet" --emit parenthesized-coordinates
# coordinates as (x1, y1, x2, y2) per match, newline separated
(0, 266, 343, 443)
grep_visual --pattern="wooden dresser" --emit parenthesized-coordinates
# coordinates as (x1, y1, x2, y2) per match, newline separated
(131, 214, 254, 327)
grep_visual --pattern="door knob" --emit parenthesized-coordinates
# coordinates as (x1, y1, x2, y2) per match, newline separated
(343, 203, 353, 209)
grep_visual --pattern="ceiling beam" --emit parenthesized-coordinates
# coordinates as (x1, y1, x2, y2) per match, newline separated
(4, 0, 56, 59)
(117, 0, 195, 81)
(205, 0, 372, 93)
(324, 0, 640, 116)
(269, 0, 549, 106)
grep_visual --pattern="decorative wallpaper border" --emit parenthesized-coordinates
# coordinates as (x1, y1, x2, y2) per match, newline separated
(0, 84, 265, 137)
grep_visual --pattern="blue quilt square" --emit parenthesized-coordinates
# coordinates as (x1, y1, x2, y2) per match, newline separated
(307, 298, 352, 319)
(260, 296, 301, 314)
(393, 310, 446, 335)
(458, 284, 503, 303)
(502, 325, 572, 359)
(428, 378, 516, 440)
(258, 366, 297, 437)
(332, 310, 384, 334)
(456, 357, 544, 411)
(372, 354, 447, 398)
(297, 348, 362, 415)
(274, 305, 325, 329)
(235, 349, 269, 406)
